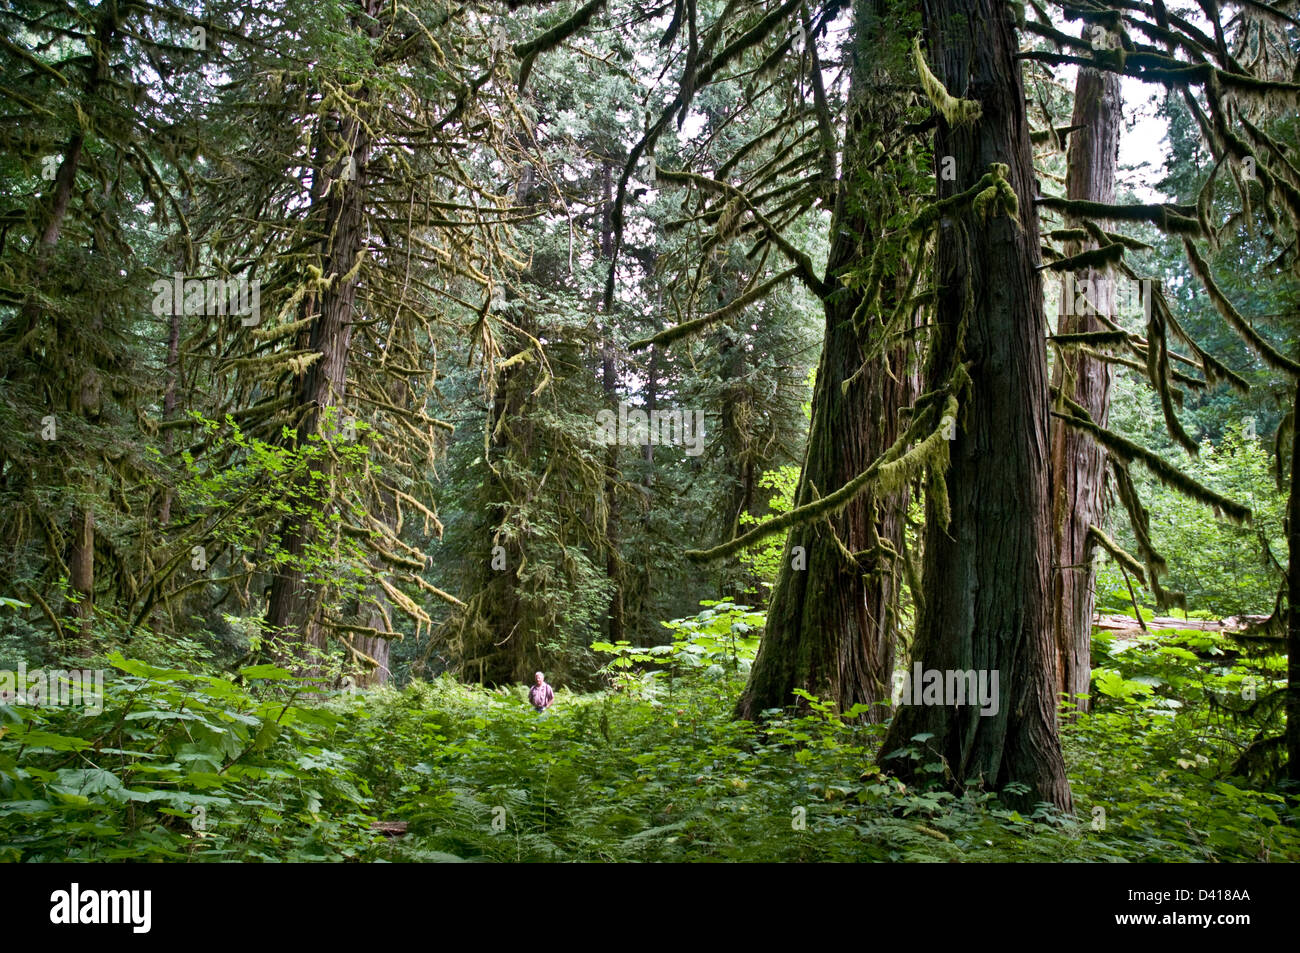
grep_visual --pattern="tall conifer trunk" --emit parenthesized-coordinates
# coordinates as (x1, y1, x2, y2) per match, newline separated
(27, 5, 120, 649)
(265, 89, 372, 660)
(879, 0, 1072, 810)
(737, 1, 918, 721)
(1049, 56, 1122, 718)
(599, 159, 626, 644)
(1288, 379, 1300, 781)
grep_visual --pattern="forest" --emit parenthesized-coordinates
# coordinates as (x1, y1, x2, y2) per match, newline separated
(0, 0, 1297, 865)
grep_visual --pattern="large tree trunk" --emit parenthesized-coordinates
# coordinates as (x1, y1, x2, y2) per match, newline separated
(265, 98, 371, 661)
(1049, 56, 1122, 718)
(67, 506, 94, 645)
(879, 0, 1072, 811)
(1288, 379, 1300, 781)
(601, 341, 627, 643)
(444, 151, 565, 686)
(736, 3, 918, 722)
(451, 337, 536, 686)
(599, 160, 626, 643)
(158, 272, 183, 527)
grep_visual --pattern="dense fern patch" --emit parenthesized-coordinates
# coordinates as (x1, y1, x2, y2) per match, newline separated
(1, 606, 1295, 862)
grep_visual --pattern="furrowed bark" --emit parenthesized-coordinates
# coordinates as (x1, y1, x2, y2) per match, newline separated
(1288, 379, 1300, 781)
(879, 0, 1072, 811)
(1049, 51, 1122, 719)
(737, 0, 919, 723)
(266, 62, 374, 666)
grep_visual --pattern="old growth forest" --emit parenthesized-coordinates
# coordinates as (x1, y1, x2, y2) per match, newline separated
(1, 0, 1299, 866)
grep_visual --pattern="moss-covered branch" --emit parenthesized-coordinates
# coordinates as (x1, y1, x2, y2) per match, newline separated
(1034, 196, 1201, 235)
(514, 0, 606, 92)
(686, 394, 958, 562)
(1052, 408, 1251, 524)
(1086, 525, 1147, 584)
(1181, 238, 1300, 378)
(630, 267, 800, 350)
(912, 36, 981, 126)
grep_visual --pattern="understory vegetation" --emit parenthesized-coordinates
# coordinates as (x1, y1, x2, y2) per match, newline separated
(2, 604, 1294, 862)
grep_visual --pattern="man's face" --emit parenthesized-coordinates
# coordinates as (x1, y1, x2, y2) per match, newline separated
(535, 673, 544, 685)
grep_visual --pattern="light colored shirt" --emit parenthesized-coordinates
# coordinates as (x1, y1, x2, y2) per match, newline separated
(529, 681, 554, 709)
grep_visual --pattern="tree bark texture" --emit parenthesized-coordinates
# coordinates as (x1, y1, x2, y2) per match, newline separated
(737, 1, 919, 722)
(1049, 55, 1121, 718)
(879, 0, 1073, 811)
(265, 94, 372, 661)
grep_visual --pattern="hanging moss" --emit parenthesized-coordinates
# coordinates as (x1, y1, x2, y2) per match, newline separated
(1101, 231, 1154, 251)
(1146, 303, 1199, 455)
(1138, 272, 1250, 394)
(877, 394, 957, 501)
(1181, 238, 1300, 378)
(1076, 346, 1206, 390)
(993, 163, 1020, 223)
(971, 184, 999, 221)
(1195, 158, 1220, 250)
(515, 0, 607, 92)
(687, 393, 960, 562)
(1240, 114, 1300, 197)
(1275, 407, 1294, 495)
(1086, 525, 1147, 584)
(1030, 124, 1083, 145)
(1111, 459, 1182, 612)
(1042, 242, 1125, 272)
(658, 167, 829, 297)
(1050, 330, 1131, 347)
(926, 465, 951, 532)
(630, 267, 800, 351)
(1035, 196, 1202, 235)
(912, 36, 982, 127)
(910, 164, 1017, 234)
(1053, 407, 1251, 524)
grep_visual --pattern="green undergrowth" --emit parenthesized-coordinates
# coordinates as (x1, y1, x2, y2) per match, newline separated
(1, 607, 1296, 862)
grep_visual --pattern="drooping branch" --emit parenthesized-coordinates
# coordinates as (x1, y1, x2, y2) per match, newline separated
(630, 266, 800, 350)
(686, 392, 959, 562)
(657, 168, 830, 296)
(514, 0, 607, 92)
(1181, 237, 1300, 378)
(1051, 405, 1252, 523)
(1086, 525, 1147, 584)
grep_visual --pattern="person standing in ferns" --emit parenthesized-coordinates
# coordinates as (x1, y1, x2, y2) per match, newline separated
(529, 672, 554, 713)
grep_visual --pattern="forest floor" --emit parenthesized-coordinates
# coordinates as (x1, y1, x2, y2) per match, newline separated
(1, 615, 1296, 861)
